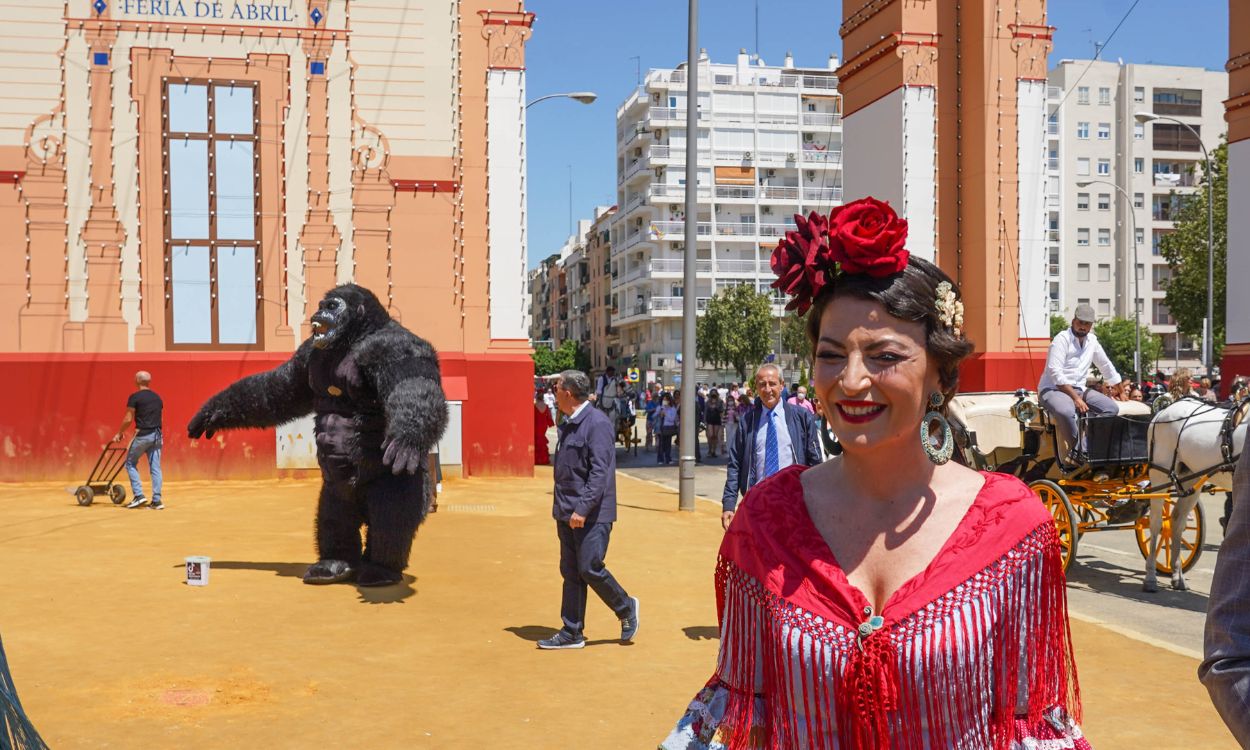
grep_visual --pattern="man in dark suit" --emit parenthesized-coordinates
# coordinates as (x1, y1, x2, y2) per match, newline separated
(720, 363, 822, 530)
(538, 369, 640, 650)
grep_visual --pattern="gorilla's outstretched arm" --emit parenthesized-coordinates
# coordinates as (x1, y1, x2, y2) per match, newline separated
(188, 340, 316, 438)
(359, 327, 448, 474)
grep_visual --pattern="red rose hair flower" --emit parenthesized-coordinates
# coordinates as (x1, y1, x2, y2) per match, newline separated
(770, 198, 910, 314)
(770, 211, 834, 315)
(827, 197, 909, 277)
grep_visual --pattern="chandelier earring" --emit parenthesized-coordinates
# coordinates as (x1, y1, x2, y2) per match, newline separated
(920, 391, 953, 465)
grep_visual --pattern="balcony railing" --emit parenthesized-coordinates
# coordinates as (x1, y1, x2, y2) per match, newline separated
(761, 185, 799, 200)
(800, 149, 843, 164)
(620, 158, 648, 183)
(801, 112, 842, 127)
(716, 259, 771, 274)
(651, 296, 712, 313)
(803, 186, 843, 202)
(715, 185, 756, 199)
(651, 258, 712, 274)
(652, 220, 712, 237)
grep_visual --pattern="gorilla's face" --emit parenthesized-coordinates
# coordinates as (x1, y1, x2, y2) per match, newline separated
(310, 296, 350, 349)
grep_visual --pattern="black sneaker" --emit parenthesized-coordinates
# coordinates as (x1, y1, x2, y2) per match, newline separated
(537, 632, 585, 650)
(149, 501, 165, 510)
(125, 496, 147, 509)
(620, 596, 640, 642)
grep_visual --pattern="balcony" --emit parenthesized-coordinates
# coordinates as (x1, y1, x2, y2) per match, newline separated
(799, 149, 843, 164)
(651, 258, 712, 274)
(801, 112, 842, 127)
(1047, 157, 1059, 171)
(620, 158, 649, 184)
(803, 186, 843, 203)
(714, 185, 756, 200)
(650, 182, 711, 202)
(652, 220, 712, 238)
(651, 296, 712, 314)
(717, 259, 771, 274)
(760, 185, 799, 200)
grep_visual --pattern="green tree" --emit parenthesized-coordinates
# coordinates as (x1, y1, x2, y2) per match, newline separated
(1158, 140, 1227, 361)
(781, 309, 812, 369)
(1091, 317, 1163, 383)
(696, 284, 773, 382)
(1050, 314, 1068, 339)
(531, 339, 587, 376)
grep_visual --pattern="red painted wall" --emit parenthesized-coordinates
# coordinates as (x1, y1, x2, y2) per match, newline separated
(0, 350, 535, 482)
(959, 351, 1049, 393)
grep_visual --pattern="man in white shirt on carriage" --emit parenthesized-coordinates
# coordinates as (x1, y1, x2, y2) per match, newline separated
(1038, 303, 1123, 465)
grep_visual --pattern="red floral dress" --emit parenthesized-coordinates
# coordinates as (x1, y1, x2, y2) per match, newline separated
(661, 466, 1091, 750)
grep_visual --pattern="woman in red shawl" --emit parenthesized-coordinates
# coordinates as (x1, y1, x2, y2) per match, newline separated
(661, 199, 1088, 749)
(533, 393, 554, 465)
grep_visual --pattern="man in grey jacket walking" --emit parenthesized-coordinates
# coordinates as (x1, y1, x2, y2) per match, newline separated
(1200, 426, 1250, 744)
(538, 369, 640, 650)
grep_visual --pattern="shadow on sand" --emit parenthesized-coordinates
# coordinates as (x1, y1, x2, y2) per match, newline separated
(504, 625, 620, 647)
(683, 626, 719, 641)
(170, 561, 417, 604)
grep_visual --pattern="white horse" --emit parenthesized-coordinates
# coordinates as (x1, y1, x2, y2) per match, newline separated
(1144, 397, 1247, 592)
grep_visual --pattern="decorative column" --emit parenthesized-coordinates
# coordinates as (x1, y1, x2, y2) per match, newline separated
(480, 10, 533, 350)
(298, 0, 341, 339)
(838, 0, 1052, 391)
(75, 12, 129, 351)
(1222, 2, 1250, 388)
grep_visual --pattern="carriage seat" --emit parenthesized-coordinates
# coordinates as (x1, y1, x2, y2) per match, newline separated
(947, 392, 1035, 455)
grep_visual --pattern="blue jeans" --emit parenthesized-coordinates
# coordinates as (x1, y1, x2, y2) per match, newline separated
(125, 429, 162, 501)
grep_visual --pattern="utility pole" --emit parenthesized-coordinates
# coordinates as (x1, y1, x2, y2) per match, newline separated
(679, 0, 698, 512)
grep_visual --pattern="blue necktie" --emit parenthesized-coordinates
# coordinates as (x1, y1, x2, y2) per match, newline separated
(764, 411, 779, 477)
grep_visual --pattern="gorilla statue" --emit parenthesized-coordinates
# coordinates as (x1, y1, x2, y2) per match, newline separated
(188, 284, 448, 587)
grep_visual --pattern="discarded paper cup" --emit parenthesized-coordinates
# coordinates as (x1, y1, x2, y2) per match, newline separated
(185, 556, 211, 586)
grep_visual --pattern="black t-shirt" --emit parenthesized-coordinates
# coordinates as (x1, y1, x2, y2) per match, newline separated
(127, 390, 163, 435)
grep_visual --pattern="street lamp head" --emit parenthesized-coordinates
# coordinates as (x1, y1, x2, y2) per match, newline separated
(1075, 180, 1095, 188)
(568, 92, 598, 105)
(1134, 111, 1159, 124)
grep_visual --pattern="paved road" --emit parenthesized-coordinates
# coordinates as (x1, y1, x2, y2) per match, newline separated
(604, 429, 1226, 660)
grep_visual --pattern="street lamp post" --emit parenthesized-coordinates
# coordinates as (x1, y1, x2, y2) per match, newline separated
(1077, 178, 1142, 384)
(1134, 111, 1214, 374)
(678, 0, 698, 512)
(525, 92, 598, 109)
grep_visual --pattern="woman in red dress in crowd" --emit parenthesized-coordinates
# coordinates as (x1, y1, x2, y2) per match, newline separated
(662, 198, 1089, 749)
(533, 393, 554, 465)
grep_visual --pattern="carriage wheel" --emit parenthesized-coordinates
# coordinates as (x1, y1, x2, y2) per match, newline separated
(75, 486, 95, 506)
(1134, 499, 1206, 574)
(109, 484, 127, 505)
(1030, 480, 1079, 572)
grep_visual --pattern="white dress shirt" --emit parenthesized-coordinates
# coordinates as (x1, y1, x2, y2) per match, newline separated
(1038, 328, 1122, 393)
(753, 401, 795, 480)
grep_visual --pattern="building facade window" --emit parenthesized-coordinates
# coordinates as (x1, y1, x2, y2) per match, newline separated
(1134, 86, 1146, 103)
(1077, 228, 1090, 246)
(1077, 158, 1091, 176)
(1097, 299, 1111, 318)
(1153, 299, 1173, 325)
(165, 80, 261, 348)
(1097, 264, 1111, 282)
(1098, 87, 1111, 105)
(1134, 192, 1145, 209)
(1076, 192, 1090, 210)
(1097, 193, 1111, 210)
(1135, 228, 1144, 245)
(1134, 157, 1144, 174)
(1097, 159, 1110, 175)
(1097, 228, 1111, 246)
(1077, 86, 1090, 104)
(1076, 121, 1089, 139)
(1077, 263, 1090, 281)
(1134, 122, 1145, 140)
(1097, 122, 1111, 140)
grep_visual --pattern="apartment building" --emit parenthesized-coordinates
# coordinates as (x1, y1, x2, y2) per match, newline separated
(1049, 60, 1226, 370)
(610, 50, 843, 384)
(586, 207, 619, 372)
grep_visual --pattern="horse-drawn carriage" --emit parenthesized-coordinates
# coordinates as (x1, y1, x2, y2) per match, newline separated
(948, 390, 1247, 591)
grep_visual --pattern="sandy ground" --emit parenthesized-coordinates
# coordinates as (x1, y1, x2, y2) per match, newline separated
(0, 470, 1236, 749)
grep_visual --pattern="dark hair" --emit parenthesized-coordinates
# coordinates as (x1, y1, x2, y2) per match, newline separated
(804, 256, 975, 404)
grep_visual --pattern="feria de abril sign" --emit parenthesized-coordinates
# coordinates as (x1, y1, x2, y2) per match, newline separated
(114, 0, 304, 26)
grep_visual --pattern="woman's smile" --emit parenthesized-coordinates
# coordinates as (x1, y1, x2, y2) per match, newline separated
(836, 400, 886, 423)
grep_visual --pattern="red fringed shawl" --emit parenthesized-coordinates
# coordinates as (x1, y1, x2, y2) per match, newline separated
(707, 466, 1081, 749)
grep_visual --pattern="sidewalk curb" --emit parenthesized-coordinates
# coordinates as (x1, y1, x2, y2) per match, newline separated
(1068, 610, 1203, 660)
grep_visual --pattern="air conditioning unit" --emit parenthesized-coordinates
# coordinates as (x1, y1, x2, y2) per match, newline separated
(787, 153, 796, 160)
(762, 206, 773, 215)
(766, 169, 776, 177)
(806, 171, 816, 180)
(743, 151, 753, 160)
(803, 132, 813, 142)
(633, 147, 642, 157)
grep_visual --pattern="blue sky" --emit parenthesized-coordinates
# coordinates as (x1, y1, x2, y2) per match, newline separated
(524, 0, 1230, 268)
